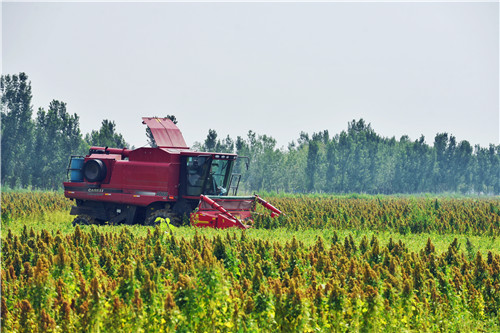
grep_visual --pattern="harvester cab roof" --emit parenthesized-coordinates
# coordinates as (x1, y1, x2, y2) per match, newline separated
(64, 117, 281, 228)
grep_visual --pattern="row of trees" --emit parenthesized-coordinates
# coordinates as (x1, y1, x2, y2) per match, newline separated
(2, 72, 499, 194)
(1, 73, 127, 189)
(197, 120, 499, 195)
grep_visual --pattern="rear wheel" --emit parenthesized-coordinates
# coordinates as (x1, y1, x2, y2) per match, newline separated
(144, 208, 181, 227)
(72, 214, 95, 226)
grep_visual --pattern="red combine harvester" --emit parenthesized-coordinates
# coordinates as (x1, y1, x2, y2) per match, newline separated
(63, 117, 281, 229)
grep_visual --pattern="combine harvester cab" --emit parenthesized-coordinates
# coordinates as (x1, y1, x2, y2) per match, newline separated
(63, 117, 281, 229)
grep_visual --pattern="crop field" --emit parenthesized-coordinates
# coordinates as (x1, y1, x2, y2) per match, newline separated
(1, 192, 500, 332)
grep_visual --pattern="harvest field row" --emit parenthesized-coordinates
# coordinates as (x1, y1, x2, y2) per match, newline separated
(255, 195, 500, 236)
(3, 192, 499, 235)
(1, 191, 72, 221)
(1, 192, 499, 331)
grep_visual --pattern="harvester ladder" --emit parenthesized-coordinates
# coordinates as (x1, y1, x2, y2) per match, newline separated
(228, 174, 242, 196)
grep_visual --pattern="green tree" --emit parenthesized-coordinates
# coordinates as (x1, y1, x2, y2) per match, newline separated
(283, 143, 307, 193)
(33, 101, 86, 189)
(445, 135, 458, 190)
(473, 144, 500, 194)
(1, 73, 34, 188)
(85, 120, 128, 148)
(433, 133, 449, 192)
(324, 141, 337, 192)
(455, 140, 473, 193)
(232, 136, 249, 176)
(336, 130, 351, 192)
(306, 140, 320, 192)
(215, 135, 234, 153)
(191, 119, 498, 195)
(203, 129, 218, 152)
(244, 133, 283, 192)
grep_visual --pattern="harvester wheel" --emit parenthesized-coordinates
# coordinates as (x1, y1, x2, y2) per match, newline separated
(72, 214, 95, 226)
(144, 209, 181, 227)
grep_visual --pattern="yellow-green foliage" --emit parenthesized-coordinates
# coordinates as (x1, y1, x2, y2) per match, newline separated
(1, 226, 500, 332)
(1, 192, 500, 331)
(1, 192, 72, 221)
(254, 196, 500, 236)
(3, 192, 499, 236)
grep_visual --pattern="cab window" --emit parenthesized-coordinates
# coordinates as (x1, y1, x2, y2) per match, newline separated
(204, 159, 232, 195)
(185, 156, 210, 196)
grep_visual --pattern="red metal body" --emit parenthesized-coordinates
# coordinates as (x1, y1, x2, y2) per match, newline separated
(64, 118, 235, 208)
(63, 117, 281, 228)
(65, 147, 186, 207)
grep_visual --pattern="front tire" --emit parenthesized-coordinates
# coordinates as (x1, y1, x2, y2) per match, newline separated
(72, 214, 95, 226)
(144, 208, 181, 227)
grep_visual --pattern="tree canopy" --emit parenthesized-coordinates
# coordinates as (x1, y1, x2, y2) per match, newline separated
(199, 120, 499, 195)
(2, 73, 498, 194)
(85, 120, 127, 148)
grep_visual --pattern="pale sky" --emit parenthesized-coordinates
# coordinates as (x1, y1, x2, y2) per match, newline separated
(2, 2, 499, 149)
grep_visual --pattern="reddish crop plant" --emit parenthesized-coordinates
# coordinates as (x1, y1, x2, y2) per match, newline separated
(1, 193, 499, 331)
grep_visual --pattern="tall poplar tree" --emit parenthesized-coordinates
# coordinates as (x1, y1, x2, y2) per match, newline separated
(1, 73, 34, 187)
